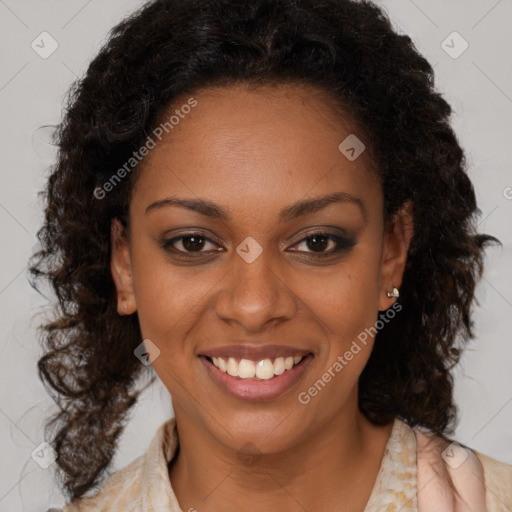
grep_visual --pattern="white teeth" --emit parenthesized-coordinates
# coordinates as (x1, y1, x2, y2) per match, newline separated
(218, 357, 227, 372)
(256, 359, 274, 379)
(209, 355, 305, 380)
(284, 356, 294, 370)
(238, 359, 256, 378)
(227, 357, 238, 377)
(274, 357, 285, 375)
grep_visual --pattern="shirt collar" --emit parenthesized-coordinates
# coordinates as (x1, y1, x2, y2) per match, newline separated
(139, 416, 182, 511)
(364, 417, 418, 511)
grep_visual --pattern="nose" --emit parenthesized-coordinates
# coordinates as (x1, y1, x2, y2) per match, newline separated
(214, 246, 297, 333)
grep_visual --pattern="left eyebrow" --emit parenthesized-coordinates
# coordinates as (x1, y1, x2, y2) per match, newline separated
(145, 191, 366, 222)
(278, 192, 366, 222)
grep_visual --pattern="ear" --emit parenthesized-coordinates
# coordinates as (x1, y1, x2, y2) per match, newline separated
(110, 218, 137, 315)
(378, 201, 414, 311)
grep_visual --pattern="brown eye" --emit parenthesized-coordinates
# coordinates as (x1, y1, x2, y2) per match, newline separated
(181, 234, 206, 252)
(289, 232, 356, 256)
(304, 233, 331, 252)
(162, 233, 222, 254)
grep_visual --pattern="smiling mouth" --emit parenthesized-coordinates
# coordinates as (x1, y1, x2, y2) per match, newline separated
(199, 352, 314, 401)
(203, 355, 307, 380)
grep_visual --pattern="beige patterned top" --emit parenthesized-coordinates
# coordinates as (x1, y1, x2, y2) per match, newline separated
(62, 417, 512, 512)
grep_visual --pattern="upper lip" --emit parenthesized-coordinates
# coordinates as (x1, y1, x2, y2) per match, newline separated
(199, 344, 312, 360)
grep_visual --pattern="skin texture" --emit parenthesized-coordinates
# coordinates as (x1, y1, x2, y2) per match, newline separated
(111, 83, 413, 511)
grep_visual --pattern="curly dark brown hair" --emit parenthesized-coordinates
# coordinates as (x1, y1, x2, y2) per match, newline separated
(29, 0, 499, 501)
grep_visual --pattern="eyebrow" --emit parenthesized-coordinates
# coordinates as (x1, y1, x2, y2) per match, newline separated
(145, 191, 366, 222)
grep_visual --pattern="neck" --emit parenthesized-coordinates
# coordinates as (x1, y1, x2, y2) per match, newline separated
(168, 397, 394, 512)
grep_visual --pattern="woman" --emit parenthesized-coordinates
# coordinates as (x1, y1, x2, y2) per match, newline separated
(30, 0, 511, 510)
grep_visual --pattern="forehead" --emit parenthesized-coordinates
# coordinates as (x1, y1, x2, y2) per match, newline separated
(130, 83, 382, 221)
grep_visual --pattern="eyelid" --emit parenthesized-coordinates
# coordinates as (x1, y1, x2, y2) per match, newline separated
(161, 232, 224, 253)
(161, 228, 356, 257)
(280, 224, 351, 245)
(288, 231, 356, 255)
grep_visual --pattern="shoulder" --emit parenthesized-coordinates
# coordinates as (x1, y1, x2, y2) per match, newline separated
(474, 450, 512, 511)
(411, 424, 512, 511)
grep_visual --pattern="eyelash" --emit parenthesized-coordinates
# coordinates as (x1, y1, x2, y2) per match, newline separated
(161, 231, 356, 259)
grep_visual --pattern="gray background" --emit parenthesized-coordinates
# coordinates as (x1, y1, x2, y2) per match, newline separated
(0, 0, 511, 510)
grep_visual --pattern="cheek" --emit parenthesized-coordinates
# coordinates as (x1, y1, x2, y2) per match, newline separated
(304, 251, 381, 335)
(299, 248, 382, 387)
(129, 255, 216, 403)
(129, 242, 216, 354)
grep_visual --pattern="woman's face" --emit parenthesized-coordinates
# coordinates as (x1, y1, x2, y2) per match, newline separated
(112, 83, 411, 454)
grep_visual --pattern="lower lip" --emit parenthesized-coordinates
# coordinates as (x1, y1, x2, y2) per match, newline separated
(199, 354, 314, 401)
